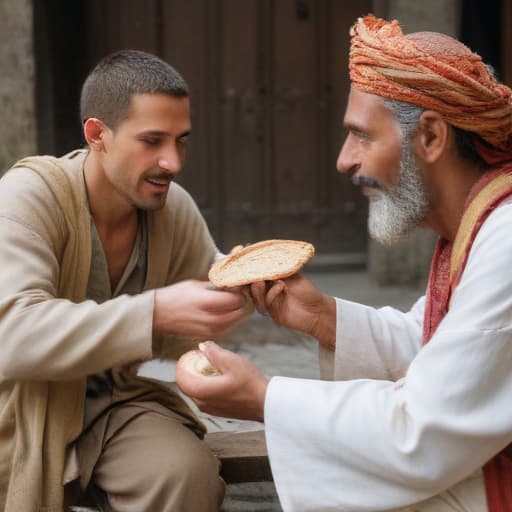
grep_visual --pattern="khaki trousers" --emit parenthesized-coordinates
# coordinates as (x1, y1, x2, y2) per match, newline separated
(394, 470, 487, 512)
(75, 402, 225, 512)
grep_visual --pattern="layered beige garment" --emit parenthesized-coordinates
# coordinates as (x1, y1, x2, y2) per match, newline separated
(0, 150, 217, 511)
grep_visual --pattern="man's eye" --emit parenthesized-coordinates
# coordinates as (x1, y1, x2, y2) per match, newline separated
(177, 137, 188, 147)
(351, 129, 368, 140)
(141, 138, 159, 146)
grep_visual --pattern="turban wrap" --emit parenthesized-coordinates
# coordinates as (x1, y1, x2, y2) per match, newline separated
(349, 15, 512, 155)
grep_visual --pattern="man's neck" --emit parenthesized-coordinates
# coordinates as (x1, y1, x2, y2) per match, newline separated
(422, 157, 486, 242)
(83, 150, 138, 234)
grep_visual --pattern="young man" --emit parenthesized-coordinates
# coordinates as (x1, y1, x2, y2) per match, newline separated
(176, 16, 512, 512)
(0, 50, 253, 511)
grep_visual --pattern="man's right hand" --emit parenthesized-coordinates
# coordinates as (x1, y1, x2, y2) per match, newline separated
(250, 273, 337, 351)
(153, 280, 253, 339)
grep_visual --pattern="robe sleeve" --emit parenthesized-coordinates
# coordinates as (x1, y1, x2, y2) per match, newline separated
(332, 295, 424, 381)
(0, 175, 154, 381)
(264, 201, 512, 511)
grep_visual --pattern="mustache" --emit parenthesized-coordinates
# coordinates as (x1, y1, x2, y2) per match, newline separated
(351, 174, 382, 190)
(145, 170, 176, 182)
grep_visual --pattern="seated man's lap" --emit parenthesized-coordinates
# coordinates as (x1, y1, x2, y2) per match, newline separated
(77, 402, 224, 511)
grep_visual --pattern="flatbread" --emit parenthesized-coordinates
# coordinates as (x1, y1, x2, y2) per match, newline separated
(208, 239, 315, 288)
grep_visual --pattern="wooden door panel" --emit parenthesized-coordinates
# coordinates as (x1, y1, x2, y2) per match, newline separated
(273, 0, 318, 211)
(321, 0, 372, 253)
(220, 0, 268, 249)
(161, 0, 214, 215)
(85, 0, 161, 60)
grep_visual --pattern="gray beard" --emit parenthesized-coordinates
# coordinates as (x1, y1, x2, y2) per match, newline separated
(368, 142, 429, 245)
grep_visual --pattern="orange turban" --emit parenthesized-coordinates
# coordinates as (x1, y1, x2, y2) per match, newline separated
(349, 15, 512, 152)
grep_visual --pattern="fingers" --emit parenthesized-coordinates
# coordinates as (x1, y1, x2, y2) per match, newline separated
(229, 245, 244, 255)
(250, 281, 267, 314)
(176, 342, 238, 399)
(203, 286, 251, 313)
(199, 341, 236, 375)
(176, 342, 268, 422)
(191, 299, 252, 339)
(266, 280, 286, 308)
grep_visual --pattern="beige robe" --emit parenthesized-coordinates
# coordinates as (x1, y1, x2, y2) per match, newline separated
(0, 150, 217, 511)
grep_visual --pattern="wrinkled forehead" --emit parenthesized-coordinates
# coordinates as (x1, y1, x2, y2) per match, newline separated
(344, 86, 400, 132)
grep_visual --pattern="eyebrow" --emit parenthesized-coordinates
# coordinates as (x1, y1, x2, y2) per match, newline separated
(138, 129, 191, 138)
(343, 121, 366, 133)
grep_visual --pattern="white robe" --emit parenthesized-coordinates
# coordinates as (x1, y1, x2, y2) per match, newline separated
(264, 199, 512, 511)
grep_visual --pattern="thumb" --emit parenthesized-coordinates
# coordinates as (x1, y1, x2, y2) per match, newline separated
(199, 340, 238, 374)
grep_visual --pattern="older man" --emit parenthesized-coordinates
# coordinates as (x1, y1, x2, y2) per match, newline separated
(176, 15, 512, 512)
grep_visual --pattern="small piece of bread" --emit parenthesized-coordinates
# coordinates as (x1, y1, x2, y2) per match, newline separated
(179, 347, 221, 376)
(209, 239, 315, 288)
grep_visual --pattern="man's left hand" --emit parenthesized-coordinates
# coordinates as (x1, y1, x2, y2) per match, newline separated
(175, 341, 268, 422)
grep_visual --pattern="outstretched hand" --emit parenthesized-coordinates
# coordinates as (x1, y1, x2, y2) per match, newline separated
(249, 273, 336, 350)
(175, 341, 268, 422)
(153, 280, 254, 339)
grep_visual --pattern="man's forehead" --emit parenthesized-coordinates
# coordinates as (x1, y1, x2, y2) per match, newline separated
(128, 92, 189, 112)
(344, 87, 391, 124)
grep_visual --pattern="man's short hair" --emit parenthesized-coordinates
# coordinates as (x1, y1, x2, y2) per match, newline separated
(80, 50, 189, 129)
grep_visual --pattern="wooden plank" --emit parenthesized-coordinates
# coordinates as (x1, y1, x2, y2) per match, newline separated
(273, 0, 318, 211)
(219, 0, 267, 250)
(103, 0, 160, 54)
(323, 0, 372, 254)
(161, 0, 221, 237)
(205, 429, 272, 483)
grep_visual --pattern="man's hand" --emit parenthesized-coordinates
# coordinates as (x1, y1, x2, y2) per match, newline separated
(175, 341, 268, 422)
(153, 280, 254, 339)
(250, 273, 337, 350)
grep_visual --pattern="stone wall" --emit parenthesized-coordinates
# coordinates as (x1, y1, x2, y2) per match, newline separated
(367, 0, 461, 287)
(0, 0, 36, 175)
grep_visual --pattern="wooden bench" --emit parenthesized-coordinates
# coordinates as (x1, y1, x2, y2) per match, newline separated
(205, 429, 272, 483)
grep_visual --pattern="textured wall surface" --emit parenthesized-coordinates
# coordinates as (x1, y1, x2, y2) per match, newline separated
(388, 0, 460, 36)
(0, 0, 37, 175)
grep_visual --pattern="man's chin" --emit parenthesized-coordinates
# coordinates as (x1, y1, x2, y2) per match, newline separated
(134, 197, 167, 211)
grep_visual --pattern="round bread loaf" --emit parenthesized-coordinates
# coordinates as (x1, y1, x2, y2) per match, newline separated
(179, 349, 220, 376)
(209, 239, 315, 288)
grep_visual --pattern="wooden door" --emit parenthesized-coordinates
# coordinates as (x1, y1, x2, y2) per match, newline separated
(82, 0, 371, 261)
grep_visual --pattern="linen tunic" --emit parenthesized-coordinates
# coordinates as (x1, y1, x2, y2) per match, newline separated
(0, 150, 217, 511)
(264, 199, 512, 511)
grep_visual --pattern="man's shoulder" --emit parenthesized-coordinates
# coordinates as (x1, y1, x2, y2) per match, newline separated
(20, 148, 86, 174)
(0, 148, 87, 220)
(4, 148, 86, 183)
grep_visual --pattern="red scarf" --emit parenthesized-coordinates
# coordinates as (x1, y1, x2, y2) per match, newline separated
(423, 165, 512, 511)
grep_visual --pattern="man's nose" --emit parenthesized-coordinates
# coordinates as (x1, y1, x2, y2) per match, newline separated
(158, 144, 182, 173)
(336, 137, 358, 174)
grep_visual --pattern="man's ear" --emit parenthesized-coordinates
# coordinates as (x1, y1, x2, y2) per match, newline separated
(83, 118, 109, 151)
(414, 110, 449, 164)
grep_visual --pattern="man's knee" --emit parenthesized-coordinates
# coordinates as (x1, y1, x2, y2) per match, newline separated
(163, 433, 221, 488)
(90, 409, 225, 510)
(143, 435, 225, 510)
